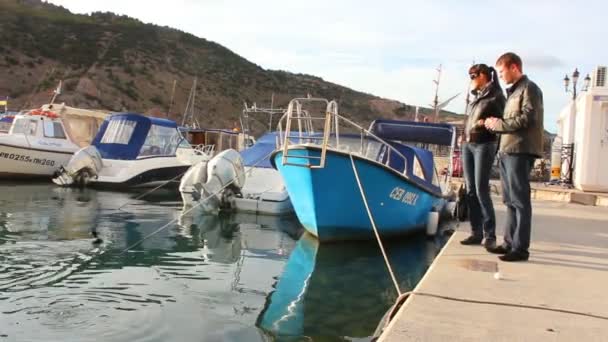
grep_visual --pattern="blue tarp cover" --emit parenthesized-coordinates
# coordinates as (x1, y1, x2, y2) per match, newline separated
(241, 132, 279, 168)
(92, 113, 177, 160)
(369, 119, 455, 146)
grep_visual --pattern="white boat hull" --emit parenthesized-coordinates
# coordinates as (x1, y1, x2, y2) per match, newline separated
(232, 167, 294, 215)
(0, 143, 74, 178)
(91, 156, 195, 188)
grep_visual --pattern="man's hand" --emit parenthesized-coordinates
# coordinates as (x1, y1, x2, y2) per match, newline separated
(484, 117, 501, 131)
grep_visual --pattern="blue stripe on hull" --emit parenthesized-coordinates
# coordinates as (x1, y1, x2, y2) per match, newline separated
(274, 148, 441, 242)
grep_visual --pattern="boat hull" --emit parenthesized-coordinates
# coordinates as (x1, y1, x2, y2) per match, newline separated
(91, 157, 192, 189)
(272, 147, 442, 242)
(232, 167, 294, 215)
(0, 143, 73, 178)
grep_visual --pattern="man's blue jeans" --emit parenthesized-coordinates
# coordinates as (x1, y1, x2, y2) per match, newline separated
(498, 153, 535, 256)
(462, 142, 497, 240)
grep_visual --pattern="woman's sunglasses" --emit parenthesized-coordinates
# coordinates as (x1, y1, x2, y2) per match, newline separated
(469, 73, 479, 80)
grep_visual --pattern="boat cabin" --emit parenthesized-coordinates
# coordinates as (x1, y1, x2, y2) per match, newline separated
(93, 113, 190, 160)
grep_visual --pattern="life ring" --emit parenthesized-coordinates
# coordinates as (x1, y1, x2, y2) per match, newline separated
(29, 108, 59, 119)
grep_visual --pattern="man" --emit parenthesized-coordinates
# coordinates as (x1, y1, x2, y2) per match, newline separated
(483, 52, 544, 262)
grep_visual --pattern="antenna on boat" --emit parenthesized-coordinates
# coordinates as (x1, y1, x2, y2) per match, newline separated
(49, 80, 62, 106)
(167, 79, 177, 118)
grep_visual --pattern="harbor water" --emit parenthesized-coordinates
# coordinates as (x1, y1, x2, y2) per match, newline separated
(0, 182, 447, 341)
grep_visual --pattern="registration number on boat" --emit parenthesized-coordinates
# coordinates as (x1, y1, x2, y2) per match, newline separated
(389, 187, 419, 205)
(0, 152, 56, 166)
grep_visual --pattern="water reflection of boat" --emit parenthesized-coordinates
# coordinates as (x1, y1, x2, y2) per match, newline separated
(0, 184, 305, 341)
(256, 232, 438, 339)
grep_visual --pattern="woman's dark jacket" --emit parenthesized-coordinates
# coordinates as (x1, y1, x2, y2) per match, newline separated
(465, 84, 506, 144)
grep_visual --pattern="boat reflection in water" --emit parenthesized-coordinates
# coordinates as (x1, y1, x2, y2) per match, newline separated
(256, 232, 442, 340)
(0, 183, 304, 342)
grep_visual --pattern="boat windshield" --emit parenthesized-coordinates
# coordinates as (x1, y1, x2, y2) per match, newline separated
(43, 120, 67, 139)
(100, 120, 137, 144)
(10, 117, 38, 136)
(138, 124, 183, 157)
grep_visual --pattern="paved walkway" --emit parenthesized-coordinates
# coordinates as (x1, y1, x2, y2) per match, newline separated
(379, 199, 608, 342)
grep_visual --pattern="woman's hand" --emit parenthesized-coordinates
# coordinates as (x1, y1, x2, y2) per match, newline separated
(484, 117, 500, 130)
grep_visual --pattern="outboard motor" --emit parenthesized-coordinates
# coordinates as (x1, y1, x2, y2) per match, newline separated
(180, 149, 246, 214)
(53, 146, 103, 187)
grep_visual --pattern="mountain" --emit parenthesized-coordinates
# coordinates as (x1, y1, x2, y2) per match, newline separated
(0, 0, 464, 134)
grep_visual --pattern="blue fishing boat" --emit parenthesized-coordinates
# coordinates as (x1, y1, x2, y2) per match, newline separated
(270, 98, 456, 242)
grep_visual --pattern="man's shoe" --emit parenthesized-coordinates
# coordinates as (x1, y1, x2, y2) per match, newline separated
(487, 244, 510, 254)
(460, 236, 483, 245)
(499, 251, 529, 262)
(484, 238, 497, 250)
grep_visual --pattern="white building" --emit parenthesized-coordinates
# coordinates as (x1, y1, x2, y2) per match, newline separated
(557, 66, 608, 192)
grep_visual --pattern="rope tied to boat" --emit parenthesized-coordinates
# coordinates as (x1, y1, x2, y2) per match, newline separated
(349, 153, 402, 296)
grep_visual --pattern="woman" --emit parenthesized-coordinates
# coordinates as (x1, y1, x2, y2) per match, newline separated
(460, 64, 505, 250)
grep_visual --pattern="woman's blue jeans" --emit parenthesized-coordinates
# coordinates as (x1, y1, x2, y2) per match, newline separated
(462, 142, 497, 240)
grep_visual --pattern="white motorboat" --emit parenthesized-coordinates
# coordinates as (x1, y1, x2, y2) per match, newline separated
(179, 132, 293, 216)
(234, 132, 293, 215)
(53, 113, 212, 189)
(0, 103, 108, 179)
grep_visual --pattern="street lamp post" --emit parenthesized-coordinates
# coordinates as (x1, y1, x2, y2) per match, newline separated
(561, 68, 591, 185)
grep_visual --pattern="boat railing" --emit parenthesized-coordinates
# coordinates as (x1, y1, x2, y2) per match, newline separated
(193, 143, 215, 156)
(276, 98, 411, 178)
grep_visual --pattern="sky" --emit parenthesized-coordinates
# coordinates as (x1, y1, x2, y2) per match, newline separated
(46, 0, 608, 133)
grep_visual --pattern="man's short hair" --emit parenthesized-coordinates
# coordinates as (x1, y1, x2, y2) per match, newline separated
(496, 52, 523, 71)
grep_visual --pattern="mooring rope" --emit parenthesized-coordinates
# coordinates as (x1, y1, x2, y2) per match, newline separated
(116, 168, 190, 211)
(349, 153, 402, 296)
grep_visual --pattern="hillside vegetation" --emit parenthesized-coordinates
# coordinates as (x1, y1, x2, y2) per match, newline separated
(0, 0, 464, 134)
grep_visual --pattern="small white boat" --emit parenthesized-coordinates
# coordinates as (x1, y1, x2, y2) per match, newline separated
(234, 132, 293, 215)
(53, 113, 211, 188)
(179, 133, 294, 216)
(0, 103, 108, 179)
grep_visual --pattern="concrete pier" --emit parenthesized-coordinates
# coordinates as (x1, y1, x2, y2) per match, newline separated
(451, 178, 608, 207)
(379, 199, 608, 341)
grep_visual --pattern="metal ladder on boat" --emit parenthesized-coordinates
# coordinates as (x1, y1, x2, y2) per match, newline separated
(280, 99, 340, 169)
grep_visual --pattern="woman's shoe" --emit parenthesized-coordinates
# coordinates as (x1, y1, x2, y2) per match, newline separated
(483, 238, 496, 250)
(460, 236, 483, 245)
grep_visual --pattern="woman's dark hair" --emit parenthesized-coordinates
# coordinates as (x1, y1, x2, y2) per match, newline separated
(469, 63, 502, 91)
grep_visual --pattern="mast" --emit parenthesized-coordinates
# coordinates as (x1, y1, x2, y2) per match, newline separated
(182, 77, 197, 127)
(167, 79, 177, 119)
(433, 64, 442, 122)
(463, 60, 475, 115)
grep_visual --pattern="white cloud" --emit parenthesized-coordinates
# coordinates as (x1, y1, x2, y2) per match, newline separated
(46, 0, 608, 132)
